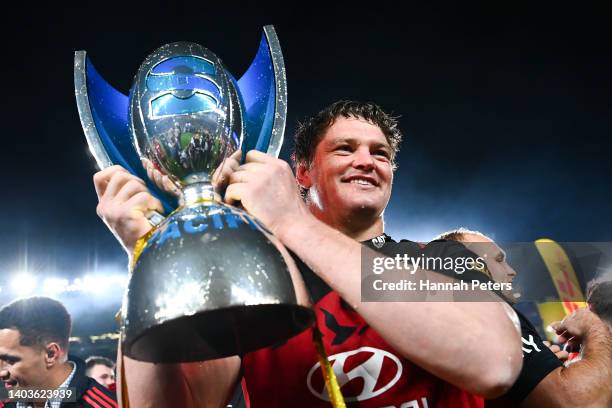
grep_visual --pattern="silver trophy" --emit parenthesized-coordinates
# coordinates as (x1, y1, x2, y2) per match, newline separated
(75, 26, 313, 362)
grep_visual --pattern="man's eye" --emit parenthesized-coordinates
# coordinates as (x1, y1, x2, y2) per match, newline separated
(374, 150, 390, 158)
(336, 145, 351, 152)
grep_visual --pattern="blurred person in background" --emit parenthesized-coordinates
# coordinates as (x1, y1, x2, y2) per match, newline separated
(0, 297, 117, 408)
(85, 356, 115, 391)
(437, 228, 612, 407)
(586, 279, 612, 330)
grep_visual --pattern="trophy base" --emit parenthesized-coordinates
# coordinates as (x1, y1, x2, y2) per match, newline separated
(123, 303, 314, 363)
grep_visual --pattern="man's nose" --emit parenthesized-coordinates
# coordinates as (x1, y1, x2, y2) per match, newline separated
(352, 147, 375, 170)
(0, 368, 10, 380)
(507, 265, 517, 277)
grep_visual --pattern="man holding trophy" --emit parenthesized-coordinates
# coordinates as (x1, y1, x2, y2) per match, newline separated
(79, 26, 522, 407)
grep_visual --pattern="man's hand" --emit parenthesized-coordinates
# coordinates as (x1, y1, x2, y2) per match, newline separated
(142, 149, 243, 197)
(142, 158, 180, 197)
(543, 340, 570, 362)
(93, 165, 163, 255)
(224, 150, 311, 236)
(551, 308, 600, 349)
(211, 149, 242, 195)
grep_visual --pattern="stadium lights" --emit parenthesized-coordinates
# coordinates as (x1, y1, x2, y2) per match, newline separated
(7, 273, 128, 297)
(11, 273, 37, 296)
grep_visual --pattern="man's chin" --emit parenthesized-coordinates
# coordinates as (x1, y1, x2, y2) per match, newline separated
(344, 199, 384, 217)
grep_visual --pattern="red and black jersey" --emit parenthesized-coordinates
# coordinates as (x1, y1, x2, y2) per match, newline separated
(242, 235, 485, 407)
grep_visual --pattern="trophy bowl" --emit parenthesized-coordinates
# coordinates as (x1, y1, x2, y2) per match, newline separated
(122, 201, 313, 362)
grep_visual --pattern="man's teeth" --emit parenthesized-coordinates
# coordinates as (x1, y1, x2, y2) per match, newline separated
(350, 179, 373, 186)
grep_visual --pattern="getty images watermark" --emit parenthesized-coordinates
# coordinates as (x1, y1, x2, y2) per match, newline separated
(361, 240, 612, 302)
(361, 245, 507, 302)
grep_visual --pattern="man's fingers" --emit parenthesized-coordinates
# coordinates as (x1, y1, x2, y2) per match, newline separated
(245, 149, 271, 163)
(124, 191, 164, 215)
(224, 183, 245, 205)
(228, 168, 256, 185)
(556, 330, 571, 344)
(212, 150, 243, 187)
(143, 159, 156, 183)
(162, 175, 180, 197)
(143, 159, 180, 197)
(93, 165, 129, 199)
(103, 170, 145, 200)
(555, 350, 569, 362)
(236, 162, 266, 173)
(115, 179, 151, 204)
(228, 148, 243, 164)
(542, 340, 570, 361)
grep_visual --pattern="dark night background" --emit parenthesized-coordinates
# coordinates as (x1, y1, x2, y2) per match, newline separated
(1, 9, 611, 347)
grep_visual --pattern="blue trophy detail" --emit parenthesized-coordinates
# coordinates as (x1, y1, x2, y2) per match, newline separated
(74, 26, 312, 363)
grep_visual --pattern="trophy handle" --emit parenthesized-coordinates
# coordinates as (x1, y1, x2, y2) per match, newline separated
(74, 51, 114, 169)
(237, 25, 287, 159)
(74, 51, 177, 215)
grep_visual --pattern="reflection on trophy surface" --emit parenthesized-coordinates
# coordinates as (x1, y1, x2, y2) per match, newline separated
(74, 27, 313, 363)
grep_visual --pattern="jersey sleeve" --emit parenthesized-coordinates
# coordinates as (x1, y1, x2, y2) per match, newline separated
(82, 382, 118, 408)
(504, 310, 563, 402)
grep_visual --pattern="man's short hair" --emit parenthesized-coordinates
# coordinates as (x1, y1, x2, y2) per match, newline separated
(432, 227, 488, 242)
(85, 356, 115, 372)
(0, 297, 72, 350)
(586, 279, 612, 326)
(292, 100, 402, 169)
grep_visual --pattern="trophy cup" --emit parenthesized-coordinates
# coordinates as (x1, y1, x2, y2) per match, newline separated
(74, 26, 313, 362)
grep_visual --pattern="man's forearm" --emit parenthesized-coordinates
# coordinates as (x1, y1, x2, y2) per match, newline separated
(117, 344, 240, 408)
(276, 216, 522, 398)
(557, 323, 612, 406)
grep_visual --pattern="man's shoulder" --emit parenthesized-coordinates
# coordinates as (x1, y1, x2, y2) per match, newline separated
(67, 355, 118, 408)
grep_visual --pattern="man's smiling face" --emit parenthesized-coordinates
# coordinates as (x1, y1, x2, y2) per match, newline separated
(0, 328, 48, 390)
(299, 116, 394, 220)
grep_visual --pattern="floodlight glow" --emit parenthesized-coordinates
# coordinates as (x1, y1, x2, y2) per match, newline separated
(3, 272, 128, 298)
(61, 274, 128, 295)
(11, 273, 37, 295)
(43, 278, 69, 295)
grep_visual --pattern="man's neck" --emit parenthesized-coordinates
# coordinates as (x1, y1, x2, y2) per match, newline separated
(46, 361, 73, 390)
(310, 206, 384, 241)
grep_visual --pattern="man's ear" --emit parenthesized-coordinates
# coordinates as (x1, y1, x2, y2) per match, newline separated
(296, 162, 312, 189)
(44, 343, 63, 367)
